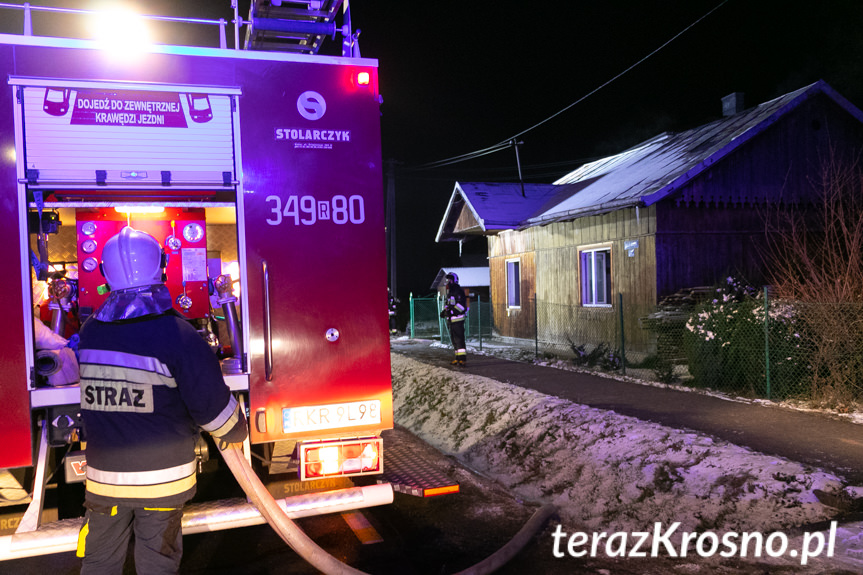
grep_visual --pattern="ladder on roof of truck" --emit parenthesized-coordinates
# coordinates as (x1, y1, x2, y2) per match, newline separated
(0, 1, 360, 58)
(243, 0, 359, 57)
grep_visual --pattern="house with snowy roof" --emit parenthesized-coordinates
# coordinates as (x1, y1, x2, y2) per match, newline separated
(429, 266, 490, 301)
(435, 80, 863, 354)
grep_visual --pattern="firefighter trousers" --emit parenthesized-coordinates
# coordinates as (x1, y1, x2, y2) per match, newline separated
(448, 319, 467, 362)
(78, 504, 183, 574)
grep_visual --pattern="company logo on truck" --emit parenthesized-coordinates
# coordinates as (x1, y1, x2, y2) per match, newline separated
(274, 128, 351, 145)
(274, 90, 351, 150)
(297, 90, 326, 120)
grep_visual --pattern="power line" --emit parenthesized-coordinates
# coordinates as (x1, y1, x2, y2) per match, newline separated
(404, 141, 512, 172)
(408, 0, 730, 172)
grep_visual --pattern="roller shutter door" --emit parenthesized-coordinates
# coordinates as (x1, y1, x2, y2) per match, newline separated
(17, 80, 239, 188)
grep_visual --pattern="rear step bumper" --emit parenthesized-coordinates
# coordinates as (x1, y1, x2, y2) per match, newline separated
(0, 482, 393, 561)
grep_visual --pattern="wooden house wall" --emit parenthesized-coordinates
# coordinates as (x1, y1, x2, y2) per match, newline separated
(656, 93, 863, 296)
(487, 206, 658, 352)
(654, 205, 768, 296)
(453, 202, 481, 234)
(488, 243, 535, 338)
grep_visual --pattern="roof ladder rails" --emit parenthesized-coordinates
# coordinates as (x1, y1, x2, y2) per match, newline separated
(244, 0, 357, 56)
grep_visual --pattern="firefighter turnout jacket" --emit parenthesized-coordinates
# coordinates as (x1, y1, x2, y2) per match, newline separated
(443, 284, 467, 322)
(79, 311, 246, 508)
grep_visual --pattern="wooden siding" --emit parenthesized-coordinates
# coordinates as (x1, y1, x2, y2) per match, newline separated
(488, 206, 658, 352)
(488, 250, 535, 338)
(655, 92, 863, 295)
(654, 205, 768, 296)
(488, 229, 535, 257)
(453, 202, 482, 234)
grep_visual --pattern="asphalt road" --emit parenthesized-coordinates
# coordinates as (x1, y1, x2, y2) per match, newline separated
(391, 338, 863, 487)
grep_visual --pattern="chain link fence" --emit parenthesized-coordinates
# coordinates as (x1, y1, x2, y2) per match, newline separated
(409, 295, 493, 347)
(409, 288, 863, 406)
(644, 291, 863, 405)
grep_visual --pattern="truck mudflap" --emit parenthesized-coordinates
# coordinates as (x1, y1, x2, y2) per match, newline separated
(0, 483, 393, 561)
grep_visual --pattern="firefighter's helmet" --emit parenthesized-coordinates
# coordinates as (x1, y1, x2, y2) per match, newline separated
(101, 226, 165, 291)
(445, 272, 459, 286)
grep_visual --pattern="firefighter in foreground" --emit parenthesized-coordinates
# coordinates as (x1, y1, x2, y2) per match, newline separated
(76, 226, 248, 574)
(441, 272, 468, 366)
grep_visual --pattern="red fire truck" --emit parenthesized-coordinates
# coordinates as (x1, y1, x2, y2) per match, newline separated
(0, 1, 422, 561)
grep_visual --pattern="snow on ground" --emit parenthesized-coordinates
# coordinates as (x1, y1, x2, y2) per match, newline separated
(390, 347, 863, 572)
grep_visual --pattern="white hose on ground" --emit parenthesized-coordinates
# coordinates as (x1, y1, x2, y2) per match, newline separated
(219, 444, 557, 575)
(220, 444, 369, 575)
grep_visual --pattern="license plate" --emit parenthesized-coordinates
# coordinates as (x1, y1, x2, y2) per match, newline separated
(282, 400, 382, 433)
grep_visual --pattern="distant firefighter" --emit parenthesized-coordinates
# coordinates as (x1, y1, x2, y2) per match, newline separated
(388, 288, 400, 335)
(440, 273, 467, 366)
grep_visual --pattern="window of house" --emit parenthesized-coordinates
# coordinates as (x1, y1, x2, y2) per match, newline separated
(506, 259, 521, 308)
(580, 247, 612, 306)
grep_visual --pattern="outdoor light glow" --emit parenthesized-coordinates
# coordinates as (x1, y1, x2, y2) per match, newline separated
(4, 147, 15, 164)
(113, 206, 165, 214)
(90, 8, 152, 56)
(357, 71, 370, 85)
(223, 261, 241, 298)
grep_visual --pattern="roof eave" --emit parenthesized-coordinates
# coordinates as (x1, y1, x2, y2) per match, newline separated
(522, 197, 644, 227)
(435, 182, 485, 243)
(435, 182, 487, 243)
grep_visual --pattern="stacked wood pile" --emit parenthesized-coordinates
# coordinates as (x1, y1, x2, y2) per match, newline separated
(639, 287, 714, 362)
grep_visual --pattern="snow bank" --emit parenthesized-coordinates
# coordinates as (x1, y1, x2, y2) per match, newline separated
(391, 353, 844, 534)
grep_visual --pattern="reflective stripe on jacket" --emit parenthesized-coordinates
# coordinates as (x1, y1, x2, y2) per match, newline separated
(79, 312, 243, 508)
(444, 284, 468, 322)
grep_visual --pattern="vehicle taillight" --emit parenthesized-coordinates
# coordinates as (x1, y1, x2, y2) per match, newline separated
(300, 437, 382, 480)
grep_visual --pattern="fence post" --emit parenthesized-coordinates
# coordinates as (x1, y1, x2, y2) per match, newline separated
(535, 293, 539, 359)
(478, 294, 483, 351)
(619, 293, 626, 376)
(438, 292, 446, 343)
(764, 286, 771, 400)
(465, 295, 470, 340)
(409, 292, 414, 339)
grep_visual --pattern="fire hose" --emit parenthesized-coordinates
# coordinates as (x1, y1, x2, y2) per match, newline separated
(218, 444, 557, 575)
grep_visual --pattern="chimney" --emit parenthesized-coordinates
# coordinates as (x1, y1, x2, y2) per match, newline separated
(721, 92, 745, 117)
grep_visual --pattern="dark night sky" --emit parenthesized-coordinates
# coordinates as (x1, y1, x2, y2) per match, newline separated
(357, 0, 863, 299)
(4, 1, 863, 300)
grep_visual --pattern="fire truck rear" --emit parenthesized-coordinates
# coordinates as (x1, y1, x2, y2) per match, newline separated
(0, 1, 396, 560)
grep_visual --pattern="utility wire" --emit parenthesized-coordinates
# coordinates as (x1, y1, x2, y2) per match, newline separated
(407, 141, 512, 171)
(407, 0, 730, 172)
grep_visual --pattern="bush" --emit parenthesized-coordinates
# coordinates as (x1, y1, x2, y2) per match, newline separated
(683, 278, 809, 399)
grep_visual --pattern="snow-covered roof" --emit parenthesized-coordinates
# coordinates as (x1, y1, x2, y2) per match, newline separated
(437, 80, 863, 237)
(435, 182, 576, 241)
(430, 266, 490, 290)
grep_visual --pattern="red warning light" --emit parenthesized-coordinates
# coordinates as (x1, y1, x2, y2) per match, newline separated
(357, 71, 370, 86)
